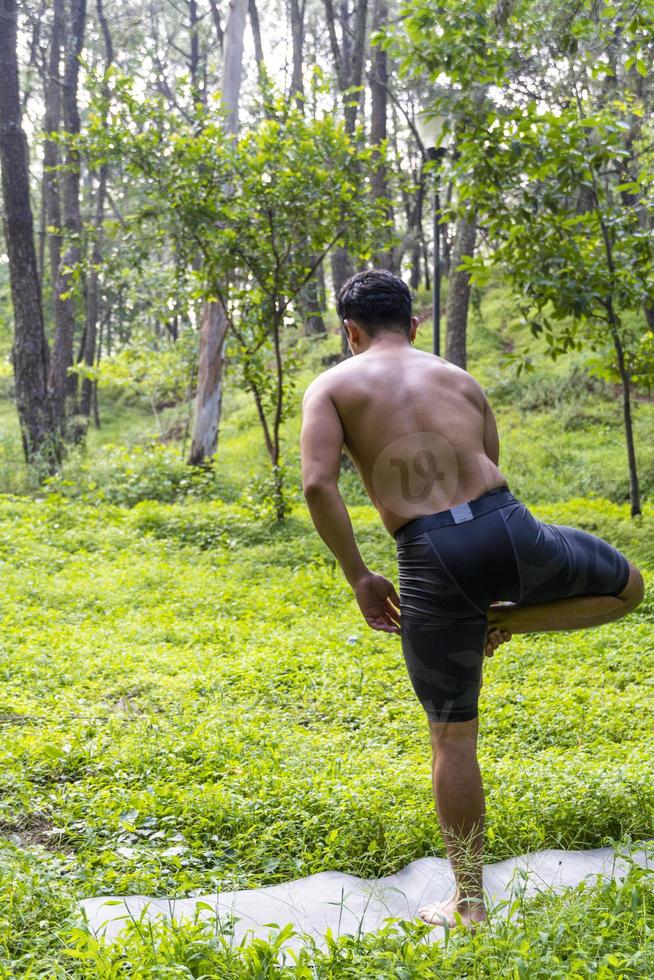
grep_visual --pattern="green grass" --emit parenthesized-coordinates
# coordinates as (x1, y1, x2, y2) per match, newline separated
(0, 493, 652, 974)
(0, 285, 653, 973)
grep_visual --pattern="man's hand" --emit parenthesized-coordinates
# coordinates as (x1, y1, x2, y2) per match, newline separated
(484, 627, 512, 657)
(485, 601, 513, 656)
(353, 572, 402, 634)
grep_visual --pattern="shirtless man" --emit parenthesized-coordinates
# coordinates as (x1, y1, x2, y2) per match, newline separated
(299, 269, 644, 929)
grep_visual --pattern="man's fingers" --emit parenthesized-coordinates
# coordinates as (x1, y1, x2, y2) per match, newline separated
(366, 614, 401, 635)
(484, 626, 512, 657)
(388, 583, 401, 606)
(384, 598, 401, 625)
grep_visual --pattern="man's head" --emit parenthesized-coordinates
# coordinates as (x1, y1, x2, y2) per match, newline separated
(336, 269, 419, 354)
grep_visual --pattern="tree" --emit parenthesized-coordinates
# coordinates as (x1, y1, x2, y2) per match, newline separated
(322, 0, 370, 356)
(288, 0, 327, 337)
(188, 0, 248, 467)
(49, 0, 86, 432)
(0, 0, 57, 466)
(454, 102, 653, 515)
(79, 0, 113, 424)
(82, 81, 387, 517)
(445, 216, 476, 368)
(390, 0, 516, 363)
(41, 0, 65, 345)
(369, 0, 394, 270)
(393, 0, 653, 511)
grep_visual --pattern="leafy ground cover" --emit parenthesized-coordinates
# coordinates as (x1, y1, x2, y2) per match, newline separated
(0, 492, 652, 975)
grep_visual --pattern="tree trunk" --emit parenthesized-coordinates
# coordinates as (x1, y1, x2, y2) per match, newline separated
(289, 0, 325, 335)
(80, 0, 112, 425)
(341, 0, 368, 134)
(407, 162, 426, 289)
(187, 301, 230, 465)
(43, 0, 64, 330)
(322, 0, 369, 357)
(188, 0, 247, 466)
(79, 167, 106, 422)
(49, 0, 86, 432)
(189, 0, 201, 98)
(0, 0, 57, 465)
(445, 216, 476, 369)
(301, 280, 326, 336)
(331, 247, 354, 355)
(610, 324, 641, 516)
(248, 0, 266, 84)
(370, 0, 392, 269)
(289, 0, 305, 102)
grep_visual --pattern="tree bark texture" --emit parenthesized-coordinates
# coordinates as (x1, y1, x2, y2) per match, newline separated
(445, 216, 476, 369)
(0, 0, 57, 464)
(369, 0, 392, 269)
(80, 0, 113, 422)
(49, 0, 86, 429)
(188, 0, 247, 465)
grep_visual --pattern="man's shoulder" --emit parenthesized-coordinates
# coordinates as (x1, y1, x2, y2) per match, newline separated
(438, 356, 485, 391)
(302, 359, 358, 402)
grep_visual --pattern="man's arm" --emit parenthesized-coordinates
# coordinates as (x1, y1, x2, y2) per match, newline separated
(482, 395, 500, 465)
(300, 379, 401, 634)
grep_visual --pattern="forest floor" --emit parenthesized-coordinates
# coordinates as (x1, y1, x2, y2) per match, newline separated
(0, 286, 653, 974)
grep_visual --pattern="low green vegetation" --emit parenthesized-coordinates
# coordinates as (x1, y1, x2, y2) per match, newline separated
(0, 490, 652, 975)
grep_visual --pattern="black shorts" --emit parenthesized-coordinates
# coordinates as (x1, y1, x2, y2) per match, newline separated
(394, 486, 631, 724)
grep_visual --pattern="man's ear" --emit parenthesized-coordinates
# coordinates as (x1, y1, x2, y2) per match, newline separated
(409, 316, 419, 343)
(343, 317, 359, 344)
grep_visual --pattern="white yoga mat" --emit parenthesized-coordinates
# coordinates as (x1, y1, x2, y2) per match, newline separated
(81, 844, 653, 954)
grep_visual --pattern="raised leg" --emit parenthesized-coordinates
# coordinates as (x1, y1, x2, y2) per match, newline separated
(487, 562, 644, 639)
(419, 715, 487, 929)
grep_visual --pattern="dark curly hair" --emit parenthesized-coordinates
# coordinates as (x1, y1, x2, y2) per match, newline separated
(336, 269, 413, 338)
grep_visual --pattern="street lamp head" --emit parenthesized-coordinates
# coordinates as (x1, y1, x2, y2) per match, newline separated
(416, 108, 451, 161)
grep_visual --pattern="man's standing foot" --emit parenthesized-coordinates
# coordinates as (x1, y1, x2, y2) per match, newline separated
(419, 892, 487, 928)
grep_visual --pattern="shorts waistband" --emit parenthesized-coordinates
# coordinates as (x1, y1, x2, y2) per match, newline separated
(394, 485, 516, 546)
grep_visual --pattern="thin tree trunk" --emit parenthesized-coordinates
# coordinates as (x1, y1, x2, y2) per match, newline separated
(289, 0, 305, 102)
(80, 171, 107, 421)
(188, 0, 247, 466)
(43, 0, 64, 329)
(445, 216, 476, 369)
(188, 301, 230, 465)
(289, 0, 325, 335)
(322, 0, 369, 357)
(80, 0, 112, 424)
(248, 0, 265, 84)
(189, 0, 200, 97)
(0, 0, 57, 465)
(301, 278, 326, 335)
(49, 0, 86, 431)
(370, 0, 392, 269)
(609, 318, 641, 516)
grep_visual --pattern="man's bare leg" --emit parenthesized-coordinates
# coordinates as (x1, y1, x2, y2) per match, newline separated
(487, 563, 644, 641)
(419, 716, 487, 928)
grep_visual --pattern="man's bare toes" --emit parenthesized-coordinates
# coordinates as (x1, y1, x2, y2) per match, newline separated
(418, 903, 452, 927)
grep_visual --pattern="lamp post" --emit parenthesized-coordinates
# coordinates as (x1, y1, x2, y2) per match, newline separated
(416, 111, 448, 357)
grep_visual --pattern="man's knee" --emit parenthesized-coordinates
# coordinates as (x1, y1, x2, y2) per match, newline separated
(429, 716, 479, 754)
(618, 563, 645, 612)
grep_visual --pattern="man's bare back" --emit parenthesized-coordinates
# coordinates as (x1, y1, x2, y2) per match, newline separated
(303, 338, 508, 536)
(299, 268, 510, 636)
